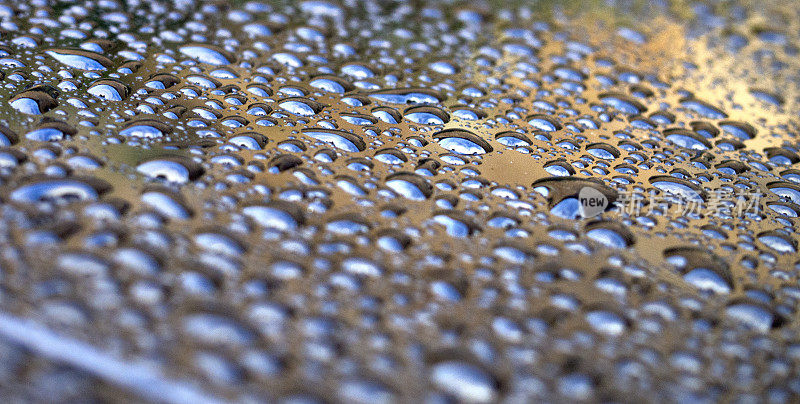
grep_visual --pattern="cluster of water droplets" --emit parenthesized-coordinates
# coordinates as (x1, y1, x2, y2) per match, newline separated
(0, 0, 799, 402)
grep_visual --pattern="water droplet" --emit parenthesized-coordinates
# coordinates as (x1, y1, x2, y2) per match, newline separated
(302, 128, 365, 152)
(136, 157, 203, 184)
(11, 177, 109, 204)
(179, 44, 233, 66)
(385, 172, 433, 200)
(45, 49, 111, 71)
(430, 361, 498, 403)
(434, 129, 493, 155)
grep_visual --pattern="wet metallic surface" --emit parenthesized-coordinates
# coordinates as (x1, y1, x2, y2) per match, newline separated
(0, 0, 798, 402)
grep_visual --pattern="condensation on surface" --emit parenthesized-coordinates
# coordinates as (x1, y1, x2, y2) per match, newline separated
(0, 0, 799, 402)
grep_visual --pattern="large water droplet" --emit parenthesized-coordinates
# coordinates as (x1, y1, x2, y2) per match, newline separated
(179, 44, 233, 66)
(45, 49, 111, 71)
(430, 361, 498, 403)
(434, 129, 493, 155)
(302, 128, 365, 152)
